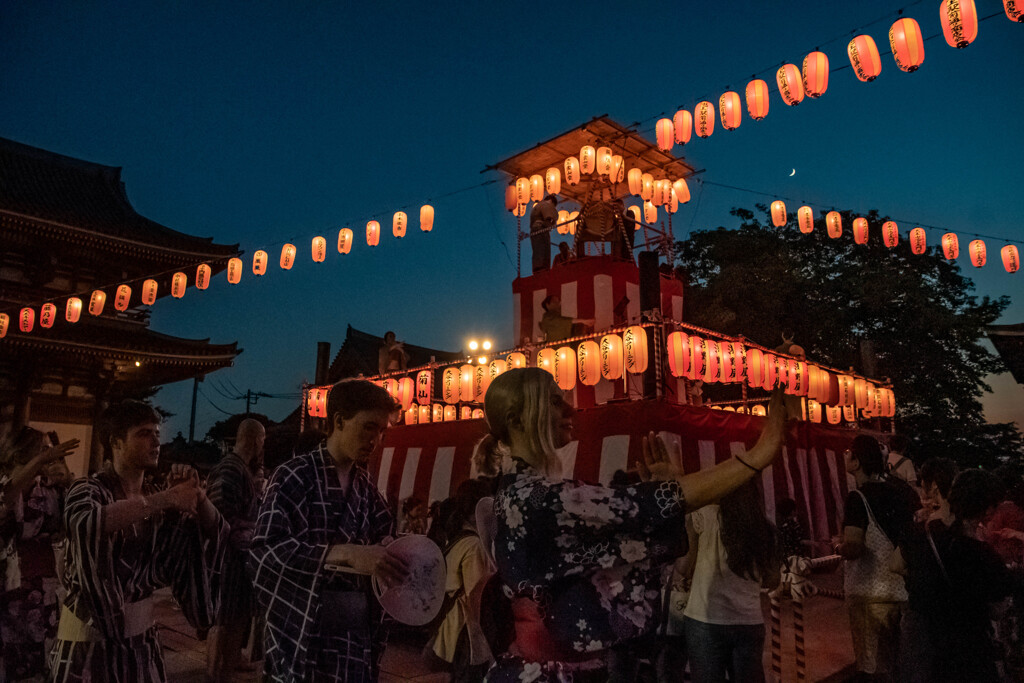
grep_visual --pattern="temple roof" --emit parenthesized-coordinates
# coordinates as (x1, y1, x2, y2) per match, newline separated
(987, 323, 1024, 385)
(327, 325, 464, 381)
(0, 136, 238, 259)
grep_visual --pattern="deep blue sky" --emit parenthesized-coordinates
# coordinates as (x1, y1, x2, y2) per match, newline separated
(3, 1, 1022, 438)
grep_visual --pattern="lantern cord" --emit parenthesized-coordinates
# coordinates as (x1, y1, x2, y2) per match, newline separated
(483, 184, 517, 270)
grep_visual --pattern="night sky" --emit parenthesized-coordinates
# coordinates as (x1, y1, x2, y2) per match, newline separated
(3, 1, 1022, 438)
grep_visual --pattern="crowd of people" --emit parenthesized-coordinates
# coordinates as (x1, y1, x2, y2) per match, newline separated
(2, 372, 1024, 682)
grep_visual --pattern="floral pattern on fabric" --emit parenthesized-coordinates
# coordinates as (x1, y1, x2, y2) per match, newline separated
(485, 459, 686, 682)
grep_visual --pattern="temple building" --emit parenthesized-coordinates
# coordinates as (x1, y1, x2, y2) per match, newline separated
(0, 137, 242, 474)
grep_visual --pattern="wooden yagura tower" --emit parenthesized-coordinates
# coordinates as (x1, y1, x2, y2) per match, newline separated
(0, 137, 242, 474)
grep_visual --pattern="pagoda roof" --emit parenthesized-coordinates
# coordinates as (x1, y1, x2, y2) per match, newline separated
(987, 323, 1024, 385)
(483, 115, 697, 204)
(327, 325, 464, 381)
(0, 136, 239, 259)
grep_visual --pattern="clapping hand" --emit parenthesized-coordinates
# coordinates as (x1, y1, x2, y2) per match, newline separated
(163, 464, 202, 515)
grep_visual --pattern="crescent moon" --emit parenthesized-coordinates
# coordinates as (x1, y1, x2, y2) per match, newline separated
(789, 168, 796, 177)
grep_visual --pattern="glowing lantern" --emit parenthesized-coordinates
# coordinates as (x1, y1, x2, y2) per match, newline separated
(627, 168, 643, 196)
(417, 405, 430, 423)
(667, 188, 680, 215)
(702, 339, 720, 384)
(826, 405, 842, 424)
(695, 101, 715, 138)
(505, 185, 517, 211)
(88, 290, 106, 316)
(719, 91, 742, 130)
(513, 203, 526, 217)
(656, 118, 675, 151)
(746, 348, 764, 387)
(731, 342, 746, 383)
(393, 212, 407, 239)
(432, 404, 444, 422)
(942, 233, 960, 259)
(280, 244, 297, 269)
(848, 35, 882, 82)
(798, 206, 814, 234)
(969, 239, 986, 267)
(39, 303, 56, 328)
(746, 79, 770, 120)
(910, 227, 927, 254)
(556, 210, 570, 235)
(507, 352, 527, 369)
(19, 307, 34, 332)
(307, 387, 328, 418)
(442, 367, 460, 404)
(628, 205, 642, 226)
(807, 400, 822, 423)
(381, 378, 399, 400)
(752, 405, 767, 417)
(567, 211, 579, 235)
(1002, 245, 1020, 273)
(672, 178, 691, 204)
(545, 168, 561, 195)
(420, 205, 435, 233)
(651, 179, 666, 207)
(640, 173, 654, 201)
(312, 236, 327, 262)
(416, 370, 433, 406)
(686, 335, 705, 381)
(644, 201, 657, 225)
(577, 340, 600, 386)
(837, 375, 855, 405)
(610, 156, 625, 184)
(882, 221, 899, 248)
(596, 147, 614, 176)
(114, 284, 132, 311)
(468, 408, 481, 419)
(789, 361, 809, 396)
(719, 343, 734, 383)
(488, 359, 507, 385)
(762, 353, 778, 390)
(472, 365, 489, 401)
(404, 408, 418, 426)
(537, 349, 556, 377)
(815, 367, 832, 403)
(192, 264, 210, 291)
(941, 0, 979, 47)
(890, 18, 925, 72)
(667, 332, 690, 377)
(516, 177, 531, 205)
(456, 406, 469, 420)
(600, 334, 624, 380)
(553, 347, 577, 391)
(142, 279, 158, 305)
(776, 64, 805, 106)
(227, 257, 243, 284)
(564, 157, 580, 186)
(853, 217, 869, 245)
(443, 405, 457, 421)
(366, 221, 381, 247)
(771, 200, 787, 227)
(579, 146, 596, 174)
(843, 404, 858, 422)
(395, 377, 414, 410)
(252, 250, 268, 275)
(802, 52, 829, 99)
(459, 364, 475, 402)
(854, 378, 870, 409)
(66, 297, 82, 323)
(170, 272, 187, 298)
(0, 313, 7, 338)
(530, 174, 544, 201)
(826, 211, 843, 239)
(673, 109, 692, 145)
(1005, 0, 1024, 21)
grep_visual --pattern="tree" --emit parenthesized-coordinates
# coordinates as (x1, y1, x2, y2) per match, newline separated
(675, 205, 1023, 467)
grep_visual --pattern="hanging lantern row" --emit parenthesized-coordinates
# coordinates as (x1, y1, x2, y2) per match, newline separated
(768, 200, 1020, 273)
(1, 205, 438, 339)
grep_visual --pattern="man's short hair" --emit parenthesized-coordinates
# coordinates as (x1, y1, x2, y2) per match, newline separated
(547, 195, 559, 206)
(889, 434, 911, 456)
(919, 458, 958, 499)
(325, 379, 398, 433)
(100, 400, 161, 451)
(541, 295, 557, 312)
(850, 435, 885, 476)
(949, 469, 1003, 522)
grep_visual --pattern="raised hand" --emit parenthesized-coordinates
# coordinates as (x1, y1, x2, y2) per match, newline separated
(40, 438, 80, 465)
(639, 431, 684, 483)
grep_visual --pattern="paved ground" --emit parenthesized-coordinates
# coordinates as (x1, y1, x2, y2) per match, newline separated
(158, 569, 854, 682)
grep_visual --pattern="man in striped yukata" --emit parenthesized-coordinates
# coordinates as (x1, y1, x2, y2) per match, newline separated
(50, 400, 229, 682)
(205, 417, 264, 681)
(250, 379, 409, 682)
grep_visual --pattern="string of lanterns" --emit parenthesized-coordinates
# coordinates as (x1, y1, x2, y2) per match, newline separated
(0, 205, 436, 339)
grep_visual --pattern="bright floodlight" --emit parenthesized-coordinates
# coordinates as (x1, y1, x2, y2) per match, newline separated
(478, 356, 488, 364)
(468, 340, 479, 351)
(482, 340, 492, 350)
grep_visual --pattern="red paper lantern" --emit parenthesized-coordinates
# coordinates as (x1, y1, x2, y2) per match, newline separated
(746, 79, 770, 121)
(640, 173, 654, 201)
(941, 0, 978, 48)
(227, 257, 243, 283)
(890, 18, 925, 72)
(416, 370, 433, 406)
(537, 349, 555, 378)
(848, 35, 882, 82)
(807, 400, 822, 423)
(506, 352, 527, 369)
(195, 264, 211, 290)
(171, 272, 187, 298)
(459, 364, 475, 402)
(142, 279, 158, 305)
(19, 307, 35, 333)
(252, 249, 268, 274)
(667, 332, 690, 377)
(545, 168, 561, 195)
(695, 101, 715, 138)
(882, 221, 899, 248)
(656, 118, 675, 151)
(577, 341, 600, 386)
(396, 377, 414, 410)
(746, 348, 764, 387)
(337, 229, 353, 255)
(600, 334, 624, 380)
(652, 179, 667, 207)
(442, 367, 460, 404)
(672, 178, 691, 204)
(564, 157, 580, 186)
(0, 313, 8, 338)
(420, 205, 434, 232)
(910, 227, 927, 254)
(802, 51, 829, 98)
(702, 339, 720, 384)
(761, 353, 778, 390)
(798, 206, 814, 234)
(307, 387, 328, 418)
(312, 236, 327, 262)
(837, 375, 855, 405)
(826, 211, 843, 239)
(686, 335, 705, 381)
(89, 290, 106, 316)
(673, 109, 692, 145)
(719, 343, 734, 383)
(1002, 245, 1020, 273)
(579, 146, 596, 174)
(942, 233, 960, 259)
(776, 64, 805, 106)
(515, 177, 530, 205)
(504, 184, 517, 211)
(643, 201, 657, 225)
(393, 212, 408, 239)
(65, 297, 82, 323)
(1005, 0, 1024, 22)
(530, 174, 544, 201)
(366, 221, 380, 247)
(719, 91, 742, 131)
(826, 405, 842, 424)
(624, 326, 648, 374)
(969, 239, 986, 267)
(554, 347, 577, 391)
(114, 284, 132, 311)
(280, 244, 297, 269)
(853, 217, 869, 245)
(473, 365, 489, 401)
(628, 168, 643, 196)
(40, 303, 56, 329)
(771, 200, 787, 227)
(843, 404, 858, 422)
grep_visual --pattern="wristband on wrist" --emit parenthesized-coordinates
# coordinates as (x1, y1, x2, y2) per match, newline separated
(734, 454, 762, 473)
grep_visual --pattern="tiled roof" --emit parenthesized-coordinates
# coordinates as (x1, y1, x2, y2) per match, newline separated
(327, 325, 464, 381)
(987, 323, 1024, 386)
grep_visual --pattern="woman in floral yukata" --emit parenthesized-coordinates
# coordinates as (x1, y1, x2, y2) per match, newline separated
(475, 368, 787, 683)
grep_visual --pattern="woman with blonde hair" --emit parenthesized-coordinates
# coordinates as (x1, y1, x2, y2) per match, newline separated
(475, 368, 786, 682)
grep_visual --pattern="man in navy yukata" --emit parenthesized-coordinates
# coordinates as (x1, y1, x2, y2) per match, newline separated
(249, 379, 408, 682)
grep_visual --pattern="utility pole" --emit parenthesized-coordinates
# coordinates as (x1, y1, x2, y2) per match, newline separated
(245, 389, 252, 415)
(188, 375, 203, 443)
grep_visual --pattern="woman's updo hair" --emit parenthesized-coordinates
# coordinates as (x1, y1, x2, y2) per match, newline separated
(475, 368, 562, 479)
